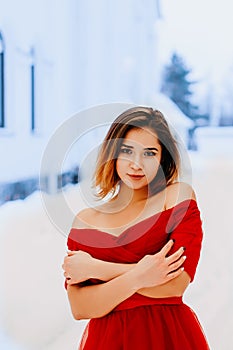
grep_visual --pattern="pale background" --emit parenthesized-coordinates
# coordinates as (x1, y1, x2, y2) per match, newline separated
(0, 1, 233, 349)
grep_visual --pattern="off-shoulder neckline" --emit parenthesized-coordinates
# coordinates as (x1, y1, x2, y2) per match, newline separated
(70, 198, 197, 239)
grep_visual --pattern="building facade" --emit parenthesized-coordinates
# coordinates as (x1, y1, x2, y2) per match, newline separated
(0, 0, 164, 203)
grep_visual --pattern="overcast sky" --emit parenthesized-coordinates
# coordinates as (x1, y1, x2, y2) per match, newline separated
(158, 0, 233, 88)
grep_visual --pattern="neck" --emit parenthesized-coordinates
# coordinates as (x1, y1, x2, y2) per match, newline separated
(111, 182, 149, 207)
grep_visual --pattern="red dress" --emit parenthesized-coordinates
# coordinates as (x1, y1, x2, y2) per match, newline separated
(66, 199, 210, 349)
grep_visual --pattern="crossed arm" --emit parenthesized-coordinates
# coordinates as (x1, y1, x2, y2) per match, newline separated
(63, 240, 190, 320)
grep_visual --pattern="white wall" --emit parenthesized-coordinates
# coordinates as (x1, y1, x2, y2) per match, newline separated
(71, 0, 160, 108)
(0, 0, 161, 186)
(0, 0, 74, 182)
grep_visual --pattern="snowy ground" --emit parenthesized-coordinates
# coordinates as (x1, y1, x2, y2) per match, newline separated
(0, 144, 233, 350)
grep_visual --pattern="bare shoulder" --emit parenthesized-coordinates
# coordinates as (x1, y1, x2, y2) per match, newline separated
(72, 207, 98, 229)
(165, 182, 196, 210)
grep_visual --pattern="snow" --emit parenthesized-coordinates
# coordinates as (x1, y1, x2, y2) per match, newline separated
(0, 137, 233, 350)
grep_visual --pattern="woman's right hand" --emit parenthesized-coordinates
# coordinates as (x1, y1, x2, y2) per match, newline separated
(62, 250, 96, 285)
(131, 240, 186, 289)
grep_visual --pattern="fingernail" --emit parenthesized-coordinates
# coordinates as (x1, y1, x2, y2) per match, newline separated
(172, 239, 175, 243)
(183, 246, 186, 250)
(183, 256, 186, 260)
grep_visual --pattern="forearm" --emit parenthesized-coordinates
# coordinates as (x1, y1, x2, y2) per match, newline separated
(88, 259, 189, 298)
(86, 262, 189, 298)
(137, 271, 190, 298)
(67, 271, 189, 321)
(67, 269, 140, 320)
(93, 259, 136, 281)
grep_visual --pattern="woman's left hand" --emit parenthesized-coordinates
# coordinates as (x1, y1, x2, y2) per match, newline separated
(62, 250, 95, 285)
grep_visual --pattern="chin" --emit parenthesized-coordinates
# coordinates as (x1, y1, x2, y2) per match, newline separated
(124, 181, 148, 190)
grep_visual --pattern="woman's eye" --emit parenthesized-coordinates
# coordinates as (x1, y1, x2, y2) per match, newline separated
(144, 151, 156, 157)
(120, 148, 132, 154)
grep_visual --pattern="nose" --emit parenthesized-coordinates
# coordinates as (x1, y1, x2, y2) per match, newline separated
(129, 154, 142, 170)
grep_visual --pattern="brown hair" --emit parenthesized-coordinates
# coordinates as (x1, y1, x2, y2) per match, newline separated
(94, 106, 180, 199)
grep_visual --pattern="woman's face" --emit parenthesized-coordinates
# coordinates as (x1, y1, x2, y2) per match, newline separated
(116, 127, 162, 190)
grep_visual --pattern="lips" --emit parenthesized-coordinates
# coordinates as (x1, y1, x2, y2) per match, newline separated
(127, 174, 145, 180)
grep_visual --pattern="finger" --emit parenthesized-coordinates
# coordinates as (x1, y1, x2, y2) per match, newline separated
(67, 276, 75, 284)
(159, 239, 175, 256)
(67, 279, 75, 286)
(168, 255, 186, 272)
(66, 278, 72, 285)
(62, 262, 69, 270)
(166, 247, 185, 265)
(67, 250, 75, 256)
(63, 258, 70, 267)
(166, 267, 184, 281)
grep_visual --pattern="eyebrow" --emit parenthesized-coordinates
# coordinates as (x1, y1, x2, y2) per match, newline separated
(121, 143, 159, 152)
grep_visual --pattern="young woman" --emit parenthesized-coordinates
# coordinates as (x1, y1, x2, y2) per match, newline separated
(62, 107, 210, 349)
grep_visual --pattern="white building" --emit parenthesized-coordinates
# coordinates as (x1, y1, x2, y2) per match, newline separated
(0, 0, 192, 203)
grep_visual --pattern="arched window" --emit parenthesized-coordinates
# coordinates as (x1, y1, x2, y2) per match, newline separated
(0, 31, 5, 128)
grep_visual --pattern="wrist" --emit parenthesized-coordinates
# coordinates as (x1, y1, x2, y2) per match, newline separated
(125, 268, 143, 292)
(89, 257, 102, 279)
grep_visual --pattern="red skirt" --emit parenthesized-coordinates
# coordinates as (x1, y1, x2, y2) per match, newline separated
(78, 295, 210, 350)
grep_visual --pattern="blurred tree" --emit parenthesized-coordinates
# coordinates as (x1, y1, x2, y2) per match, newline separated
(161, 52, 208, 124)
